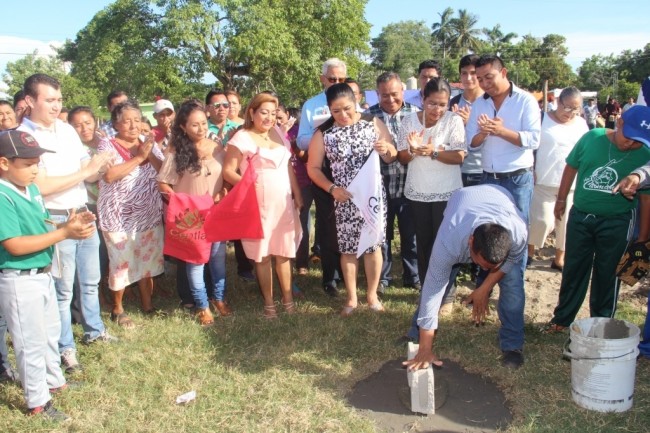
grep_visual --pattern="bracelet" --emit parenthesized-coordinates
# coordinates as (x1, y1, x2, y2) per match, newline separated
(327, 184, 338, 194)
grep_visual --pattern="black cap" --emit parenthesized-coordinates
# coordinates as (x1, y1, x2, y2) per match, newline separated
(0, 129, 54, 159)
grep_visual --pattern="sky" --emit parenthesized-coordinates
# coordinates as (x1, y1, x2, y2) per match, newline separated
(1, 0, 649, 91)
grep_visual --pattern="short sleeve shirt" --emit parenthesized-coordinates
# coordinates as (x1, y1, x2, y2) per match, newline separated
(567, 128, 650, 216)
(0, 181, 53, 269)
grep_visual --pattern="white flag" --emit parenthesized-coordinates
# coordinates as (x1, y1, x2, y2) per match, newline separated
(346, 151, 385, 257)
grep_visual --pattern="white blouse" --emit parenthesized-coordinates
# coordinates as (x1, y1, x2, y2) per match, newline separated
(397, 111, 466, 202)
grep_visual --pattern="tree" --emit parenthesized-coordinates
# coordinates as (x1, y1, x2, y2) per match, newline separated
(482, 24, 518, 55)
(3, 52, 66, 96)
(449, 9, 482, 55)
(530, 34, 576, 89)
(577, 54, 617, 90)
(371, 21, 432, 80)
(431, 7, 454, 60)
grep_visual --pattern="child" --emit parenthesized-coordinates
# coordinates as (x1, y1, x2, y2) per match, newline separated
(0, 129, 97, 420)
(544, 105, 650, 332)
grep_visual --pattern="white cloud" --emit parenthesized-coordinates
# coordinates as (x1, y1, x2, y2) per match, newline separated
(0, 36, 63, 79)
(563, 32, 650, 69)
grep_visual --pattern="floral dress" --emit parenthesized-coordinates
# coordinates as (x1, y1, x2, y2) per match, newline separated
(323, 118, 386, 255)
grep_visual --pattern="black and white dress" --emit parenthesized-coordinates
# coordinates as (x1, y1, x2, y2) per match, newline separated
(323, 118, 386, 255)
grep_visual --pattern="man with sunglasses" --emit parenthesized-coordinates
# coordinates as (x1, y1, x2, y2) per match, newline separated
(297, 58, 347, 297)
(205, 90, 238, 147)
(402, 184, 528, 370)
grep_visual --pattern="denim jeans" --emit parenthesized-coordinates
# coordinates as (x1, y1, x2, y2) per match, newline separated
(296, 185, 314, 269)
(495, 254, 526, 351)
(381, 196, 419, 286)
(640, 292, 650, 358)
(50, 214, 105, 352)
(0, 313, 11, 374)
(186, 242, 226, 310)
(481, 170, 533, 224)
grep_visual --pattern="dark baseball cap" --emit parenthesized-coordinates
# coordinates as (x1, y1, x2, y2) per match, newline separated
(0, 129, 54, 159)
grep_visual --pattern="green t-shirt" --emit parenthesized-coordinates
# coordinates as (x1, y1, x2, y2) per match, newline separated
(208, 119, 239, 147)
(567, 128, 650, 216)
(0, 181, 53, 269)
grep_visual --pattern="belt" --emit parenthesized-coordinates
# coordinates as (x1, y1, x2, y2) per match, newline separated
(47, 208, 75, 216)
(483, 167, 532, 180)
(0, 265, 52, 276)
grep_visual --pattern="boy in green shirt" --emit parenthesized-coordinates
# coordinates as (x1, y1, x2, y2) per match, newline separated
(0, 129, 97, 421)
(545, 105, 650, 332)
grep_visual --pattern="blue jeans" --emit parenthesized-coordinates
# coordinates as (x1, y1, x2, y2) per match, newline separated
(406, 256, 526, 352)
(0, 313, 11, 374)
(296, 185, 314, 269)
(186, 242, 226, 310)
(50, 215, 105, 352)
(381, 196, 419, 286)
(640, 292, 650, 358)
(481, 170, 533, 224)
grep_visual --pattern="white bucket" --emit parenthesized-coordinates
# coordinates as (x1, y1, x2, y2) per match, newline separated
(563, 317, 640, 412)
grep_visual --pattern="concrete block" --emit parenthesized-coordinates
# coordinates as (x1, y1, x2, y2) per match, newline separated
(406, 342, 435, 414)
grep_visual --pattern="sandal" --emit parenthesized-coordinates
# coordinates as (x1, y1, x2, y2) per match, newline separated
(282, 301, 296, 314)
(540, 322, 567, 334)
(110, 312, 135, 329)
(196, 308, 214, 326)
(263, 304, 278, 320)
(340, 305, 357, 317)
(368, 302, 385, 313)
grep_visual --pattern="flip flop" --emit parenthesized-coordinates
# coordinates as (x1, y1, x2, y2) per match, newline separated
(340, 305, 357, 317)
(111, 312, 135, 329)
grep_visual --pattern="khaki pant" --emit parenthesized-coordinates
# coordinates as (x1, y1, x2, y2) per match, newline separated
(528, 184, 574, 250)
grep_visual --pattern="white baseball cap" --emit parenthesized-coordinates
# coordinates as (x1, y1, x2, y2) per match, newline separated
(153, 99, 174, 114)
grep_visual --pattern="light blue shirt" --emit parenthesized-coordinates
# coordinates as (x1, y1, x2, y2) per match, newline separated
(297, 92, 327, 150)
(466, 82, 540, 173)
(417, 184, 527, 331)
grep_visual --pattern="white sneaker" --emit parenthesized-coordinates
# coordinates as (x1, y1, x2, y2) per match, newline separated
(60, 349, 82, 374)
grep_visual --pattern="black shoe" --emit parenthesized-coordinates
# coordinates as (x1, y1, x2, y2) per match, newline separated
(29, 400, 70, 422)
(526, 257, 533, 268)
(501, 350, 524, 369)
(238, 270, 256, 282)
(0, 367, 18, 383)
(323, 284, 338, 298)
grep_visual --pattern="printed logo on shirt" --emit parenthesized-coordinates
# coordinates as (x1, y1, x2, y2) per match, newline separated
(583, 162, 618, 193)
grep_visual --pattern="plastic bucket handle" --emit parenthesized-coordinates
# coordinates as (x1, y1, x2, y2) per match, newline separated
(562, 338, 636, 361)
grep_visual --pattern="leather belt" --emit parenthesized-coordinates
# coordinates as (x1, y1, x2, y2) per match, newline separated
(483, 167, 532, 180)
(0, 265, 52, 276)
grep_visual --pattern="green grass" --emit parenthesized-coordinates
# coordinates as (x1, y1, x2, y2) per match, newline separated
(0, 246, 649, 432)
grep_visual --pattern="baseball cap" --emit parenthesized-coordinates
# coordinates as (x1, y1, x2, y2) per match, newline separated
(153, 99, 174, 114)
(0, 129, 54, 159)
(622, 105, 650, 148)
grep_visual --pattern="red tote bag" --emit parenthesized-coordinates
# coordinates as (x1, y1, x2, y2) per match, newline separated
(204, 155, 264, 242)
(163, 192, 214, 264)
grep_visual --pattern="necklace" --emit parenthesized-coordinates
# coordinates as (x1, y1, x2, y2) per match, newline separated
(607, 132, 631, 165)
(251, 130, 270, 141)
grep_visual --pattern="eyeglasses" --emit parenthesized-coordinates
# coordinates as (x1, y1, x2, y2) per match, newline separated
(211, 102, 230, 109)
(424, 102, 448, 110)
(560, 102, 580, 114)
(327, 77, 347, 84)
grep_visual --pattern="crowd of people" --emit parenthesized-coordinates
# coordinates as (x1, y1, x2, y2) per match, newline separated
(1, 55, 650, 421)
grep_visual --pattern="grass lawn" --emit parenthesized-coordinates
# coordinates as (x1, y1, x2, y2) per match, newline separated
(0, 246, 648, 433)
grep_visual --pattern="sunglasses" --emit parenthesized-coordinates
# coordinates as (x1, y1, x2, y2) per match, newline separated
(327, 77, 347, 84)
(211, 102, 230, 109)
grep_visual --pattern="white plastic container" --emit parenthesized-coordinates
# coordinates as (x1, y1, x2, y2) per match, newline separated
(564, 318, 640, 412)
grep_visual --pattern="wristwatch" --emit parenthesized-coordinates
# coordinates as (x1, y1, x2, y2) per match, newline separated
(431, 150, 439, 160)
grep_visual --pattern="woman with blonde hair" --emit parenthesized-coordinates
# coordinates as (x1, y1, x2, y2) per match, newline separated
(223, 93, 302, 319)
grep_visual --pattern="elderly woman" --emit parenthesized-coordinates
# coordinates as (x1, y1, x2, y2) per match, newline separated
(307, 83, 396, 316)
(397, 78, 465, 314)
(97, 100, 164, 328)
(0, 101, 18, 131)
(158, 99, 230, 326)
(528, 87, 589, 270)
(223, 92, 302, 319)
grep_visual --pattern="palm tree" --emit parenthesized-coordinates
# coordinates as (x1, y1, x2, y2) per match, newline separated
(431, 7, 454, 60)
(482, 24, 518, 56)
(449, 9, 482, 55)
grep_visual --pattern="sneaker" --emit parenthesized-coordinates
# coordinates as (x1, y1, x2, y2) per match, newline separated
(0, 366, 18, 383)
(60, 349, 82, 374)
(29, 400, 70, 422)
(83, 331, 119, 344)
(238, 270, 256, 282)
(501, 350, 524, 369)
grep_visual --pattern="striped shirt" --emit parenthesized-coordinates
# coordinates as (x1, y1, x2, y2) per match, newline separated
(417, 184, 527, 331)
(367, 102, 419, 199)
